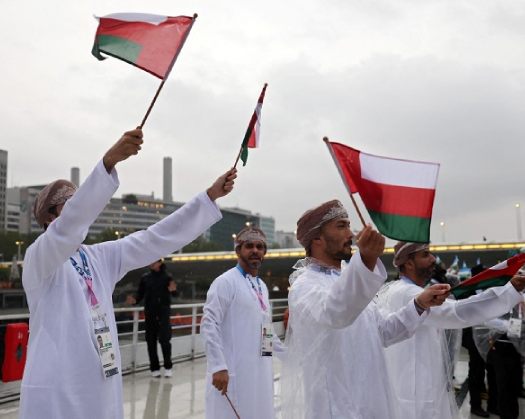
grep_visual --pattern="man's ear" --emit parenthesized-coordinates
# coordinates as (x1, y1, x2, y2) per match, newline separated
(404, 258, 415, 271)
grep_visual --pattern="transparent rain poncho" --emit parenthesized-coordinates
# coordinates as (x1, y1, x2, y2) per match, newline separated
(280, 255, 425, 419)
(376, 280, 459, 419)
(473, 302, 525, 360)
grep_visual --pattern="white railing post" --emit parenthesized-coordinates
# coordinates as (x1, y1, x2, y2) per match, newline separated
(131, 310, 139, 372)
(190, 305, 197, 359)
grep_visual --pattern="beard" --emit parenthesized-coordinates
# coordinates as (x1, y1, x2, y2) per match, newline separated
(240, 254, 263, 270)
(415, 264, 435, 281)
(325, 238, 353, 261)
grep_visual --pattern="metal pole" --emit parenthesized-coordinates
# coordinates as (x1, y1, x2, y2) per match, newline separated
(131, 310, 139, 372)
(190, 305, 197, 359)
(516, 204, 523, 241)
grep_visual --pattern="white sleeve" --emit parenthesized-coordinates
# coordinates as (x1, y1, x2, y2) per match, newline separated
(103, 191, 222, 280)
(23, 160, 119, 289)
(272, 334, 287, 360)
(483, 318, 510, 333)
(424, 282, 523, 329)
(291, 252, 387, 329)
(200, 276, 234, 374)
(374, 301, 427, 347)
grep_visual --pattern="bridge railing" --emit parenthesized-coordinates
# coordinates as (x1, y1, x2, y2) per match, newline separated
(0, 299, 289, 401)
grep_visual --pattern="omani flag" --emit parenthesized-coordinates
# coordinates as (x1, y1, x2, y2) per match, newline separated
(452, 253, 525, 299)
(325, 140, 439, 243)
(92, 13, 195, 79)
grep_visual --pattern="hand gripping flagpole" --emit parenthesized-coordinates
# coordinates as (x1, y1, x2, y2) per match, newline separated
(138, 13, 198, 129)
(323, 137, 367, 228)
(224, 393, 241, 419)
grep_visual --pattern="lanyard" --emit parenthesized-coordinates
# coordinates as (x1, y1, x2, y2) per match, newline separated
(247, 275, 267, 311)
(236, 265, 267, 311)
(70, 249, 99, 307)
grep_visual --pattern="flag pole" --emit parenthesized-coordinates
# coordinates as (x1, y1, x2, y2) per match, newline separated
(323, 137, 367, 228)
(138, 13, 198, 129)
(232, 83, 268, 169)
(224, 393, 241, 419)
(233, 146, 243, 169)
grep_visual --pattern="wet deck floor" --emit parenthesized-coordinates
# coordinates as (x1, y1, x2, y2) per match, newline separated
(0, 354, 522, 418)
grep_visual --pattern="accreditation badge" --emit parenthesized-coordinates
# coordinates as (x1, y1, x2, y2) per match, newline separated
(508, 318, 523, 339)
(260, 323, 273, 357)
(91, 305, 119, 378)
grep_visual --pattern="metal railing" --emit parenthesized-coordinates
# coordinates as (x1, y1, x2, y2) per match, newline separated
(0, 299, 288, 402)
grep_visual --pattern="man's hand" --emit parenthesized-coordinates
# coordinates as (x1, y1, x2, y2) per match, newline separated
(415, 284, 451, 310)
(168, 281, 177, 292)
(356, 225, 385, 271)
(212, 370, 229, 395)
(207, 168, 237, 201)
(510, 274, 525, 292)
(103, 128, 144, 173)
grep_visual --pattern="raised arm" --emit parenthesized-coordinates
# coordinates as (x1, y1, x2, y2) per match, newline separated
(112, 169, 236, 278)
(23, 129, 142, 288)
(292, 250, 388, 329)
(425, 280, 524, 329)
(374, 283, 449, 346)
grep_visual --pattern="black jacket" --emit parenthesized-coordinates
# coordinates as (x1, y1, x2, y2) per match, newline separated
(135, 266, 175, 311)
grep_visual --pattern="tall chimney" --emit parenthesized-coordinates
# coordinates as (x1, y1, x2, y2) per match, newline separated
(163, 157, 173, 202)
(71, 167, 80, 187)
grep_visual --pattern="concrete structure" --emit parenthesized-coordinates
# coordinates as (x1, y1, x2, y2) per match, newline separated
(70, 167, 80, 187)
(0, 150, 7, 231)
(258, 215, 276, 244)
(16, 185, 45, 234)
(5, 188, 20, 232)
(275, 230, 300, 248)
(163, 157, 173, 202)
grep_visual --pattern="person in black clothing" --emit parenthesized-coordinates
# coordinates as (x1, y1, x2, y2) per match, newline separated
(132, 259, 177, 377)
(461, 264, 491, 418)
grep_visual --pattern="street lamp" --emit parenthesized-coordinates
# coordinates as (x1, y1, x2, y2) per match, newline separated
(439, 222, 446, 243)
(516, 203, 522, 241)
(232, 234, 237, 251)
(245, 221, 251, 227)
(15, 241, 24, 261)
(115, 231, 121, 240)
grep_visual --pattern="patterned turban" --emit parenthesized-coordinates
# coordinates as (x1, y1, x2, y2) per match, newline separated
(393, 241, 430, 268)
(234, 226, 267, 248)
(33, 179, 77, 227)
(296, 200, 349, 250)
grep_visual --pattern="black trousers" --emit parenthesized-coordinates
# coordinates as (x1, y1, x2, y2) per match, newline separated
(487, 341, 522, 419)
(144, 306, 173, 371)
(462, 328, 487, 408)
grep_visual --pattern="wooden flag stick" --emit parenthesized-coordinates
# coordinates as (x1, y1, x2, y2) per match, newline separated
(233, 145, 243, 169)
(139, 80, 166, 129)
(323, 137, 367, 228)
(138, 13, 198, 129)
(224, 393, 241, 419)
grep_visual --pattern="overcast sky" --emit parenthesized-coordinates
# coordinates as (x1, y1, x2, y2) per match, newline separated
(2, 0, 525, 244)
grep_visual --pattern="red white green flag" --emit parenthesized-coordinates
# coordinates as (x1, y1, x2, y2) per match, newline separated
(240, 83, 268, 166)
(92, 13, 196, 79)
(452, 253, 525, 299)
(325, 140, 439, 243)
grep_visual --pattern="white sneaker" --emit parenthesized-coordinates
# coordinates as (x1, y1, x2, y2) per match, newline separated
(164, 369, 172, 378)
(151, 370, 161, 378)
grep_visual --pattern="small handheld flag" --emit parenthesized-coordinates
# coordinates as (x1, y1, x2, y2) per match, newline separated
(452, 253, 525, 299)
(234, 83, 268, 168)
(324, 138, 440, 243)
(92, 13, 197, 127)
